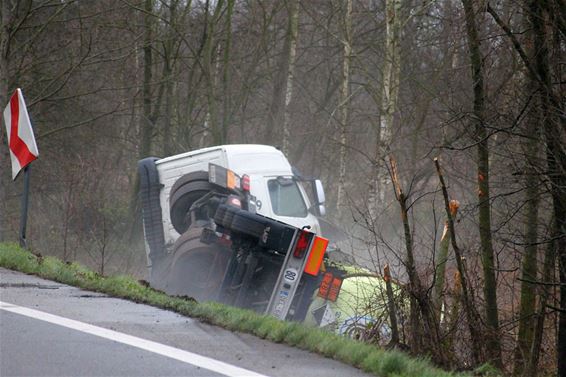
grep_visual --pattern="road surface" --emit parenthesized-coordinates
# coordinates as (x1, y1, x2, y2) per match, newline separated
(0, 268, 373, 377)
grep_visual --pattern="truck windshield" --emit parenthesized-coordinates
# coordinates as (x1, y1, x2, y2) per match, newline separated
(268, 178, 308, 217)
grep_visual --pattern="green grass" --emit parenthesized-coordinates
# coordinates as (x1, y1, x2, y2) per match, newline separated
(0, 242, 469, 377)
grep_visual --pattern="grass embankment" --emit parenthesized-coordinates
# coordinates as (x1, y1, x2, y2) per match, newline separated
(0, 242, 468, 377)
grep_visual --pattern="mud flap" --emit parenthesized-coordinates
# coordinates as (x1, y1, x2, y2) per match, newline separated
(138, 157, 165, 267)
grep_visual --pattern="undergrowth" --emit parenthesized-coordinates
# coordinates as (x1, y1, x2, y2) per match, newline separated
(0, 242, 473, 377)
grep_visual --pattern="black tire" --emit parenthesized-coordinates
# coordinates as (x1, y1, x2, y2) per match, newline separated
(138, 157, 165, 263)
(169, 171, 228, 234)
(230, 210, 268, 239)
(166, 227, 231, 301)
(220, 207, 295, 254)
(213, 204, 239, 229)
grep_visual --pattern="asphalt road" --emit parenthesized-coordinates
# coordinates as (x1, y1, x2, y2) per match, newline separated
(0, 268, 374, 377)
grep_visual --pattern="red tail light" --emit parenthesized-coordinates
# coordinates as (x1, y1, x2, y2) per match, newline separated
(317, 271, 342, 301)
(242, 174, 251, 192)
(293, 230, 312, 258)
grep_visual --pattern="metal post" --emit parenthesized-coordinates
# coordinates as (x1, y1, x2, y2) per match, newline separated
(19, 165, 31, 248)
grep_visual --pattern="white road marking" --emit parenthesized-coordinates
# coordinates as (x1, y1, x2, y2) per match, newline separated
(0, 301, 269, 377)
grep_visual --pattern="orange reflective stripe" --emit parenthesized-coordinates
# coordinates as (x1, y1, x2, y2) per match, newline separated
(304, 236, 328, 276)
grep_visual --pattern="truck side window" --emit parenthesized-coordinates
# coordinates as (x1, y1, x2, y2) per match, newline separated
(268, 178, 308, 218)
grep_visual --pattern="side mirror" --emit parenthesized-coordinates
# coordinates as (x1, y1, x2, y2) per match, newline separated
(312, 179, 326, 216)
(314, 179, 325, 204)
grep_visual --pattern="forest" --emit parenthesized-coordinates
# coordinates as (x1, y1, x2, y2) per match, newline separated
(0, 0, 564, 375)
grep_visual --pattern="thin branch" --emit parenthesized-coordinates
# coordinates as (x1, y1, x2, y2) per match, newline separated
(517, 278, 566, 287)
(38, 107, 121, 139)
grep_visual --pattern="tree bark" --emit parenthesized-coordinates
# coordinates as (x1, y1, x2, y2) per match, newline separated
(379, 0, 401, 154)
(486, 2, 565, 374)
(162, 0, 179, 156)
(0, 0, 11, 242)
(140, 0, 155, 159)
(281, 0, 299, 156)
(391, 156, 449, 366)
(433, 200, 459, 326)
(527, 2, 566, 375)
(203, 0, 225, 146)
(336, 0, 352, 210)
(220, 0, 235, 145)
(265, 1, 294, 146)
(383, 264, 400, 346)
(460, 0, 502, 367)
(526, 221, 557, 376)
(513, 28, 540, 376)
(513, 115, 540, 377)
(435, 157, 484, 365)
(368, 0, 402, 216)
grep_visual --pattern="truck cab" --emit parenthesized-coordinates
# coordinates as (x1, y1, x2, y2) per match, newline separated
(138, 144, 327, 318)
(152, 144, 325, 252)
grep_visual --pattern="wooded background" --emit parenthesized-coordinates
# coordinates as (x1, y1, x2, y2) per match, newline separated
(0, 0, 564, 375)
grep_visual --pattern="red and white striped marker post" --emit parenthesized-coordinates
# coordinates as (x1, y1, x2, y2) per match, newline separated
(3, 88, 39, 248)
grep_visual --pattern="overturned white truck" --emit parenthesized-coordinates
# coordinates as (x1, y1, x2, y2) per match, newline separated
(138, 144, 329, 320)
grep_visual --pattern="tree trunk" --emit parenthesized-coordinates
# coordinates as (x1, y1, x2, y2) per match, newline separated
(461, 0, 502, 367)
(526, 220, 556, 376)
(265, 2, 293, 145)
(383, 264, 400, 346)
(391, 156, 449, 366)
(203, 0, 225, 146)
(433, 200, 459, 326)
(162, 0, 179, 156)
(336, 0, 352, 210)
(446, 271, 462, 354)
(513, 32, 540, 375)
(513, 118, 540, 377)
(0, 0, 12, 242)
(486, 2, 564, 373)
(379, 0, 401, 154)
(369, 0, 402, 215)
(435, 158, 484, 365)
(527, 2, 566, 375)
(221, 0, 235, 145)
(140, 0, 155, 159)
(281, 0, 299, 156)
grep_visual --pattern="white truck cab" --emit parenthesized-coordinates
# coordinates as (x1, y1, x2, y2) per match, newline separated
(154, 144, 325, 247)
(138, 144, 328, 313)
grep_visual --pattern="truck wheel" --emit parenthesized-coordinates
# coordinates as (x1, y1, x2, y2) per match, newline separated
(213, 204, 239, 229)
(169, 171, 228, 234)
(166, 227, 230, 301)
(224, 209, 295, 254)
(229, 210, 268, 239)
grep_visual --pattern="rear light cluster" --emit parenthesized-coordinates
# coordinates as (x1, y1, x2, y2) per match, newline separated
(292, 230, 328, 276)
(241, 174, 250, 192)
(293, 230, 312, 258)
(317, 272, 343, 302)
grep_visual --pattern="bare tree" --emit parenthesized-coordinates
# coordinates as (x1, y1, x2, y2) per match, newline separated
(461, 0, 502, 367)
(336, 0, 352, 210)
(266, 0, 300, 152)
